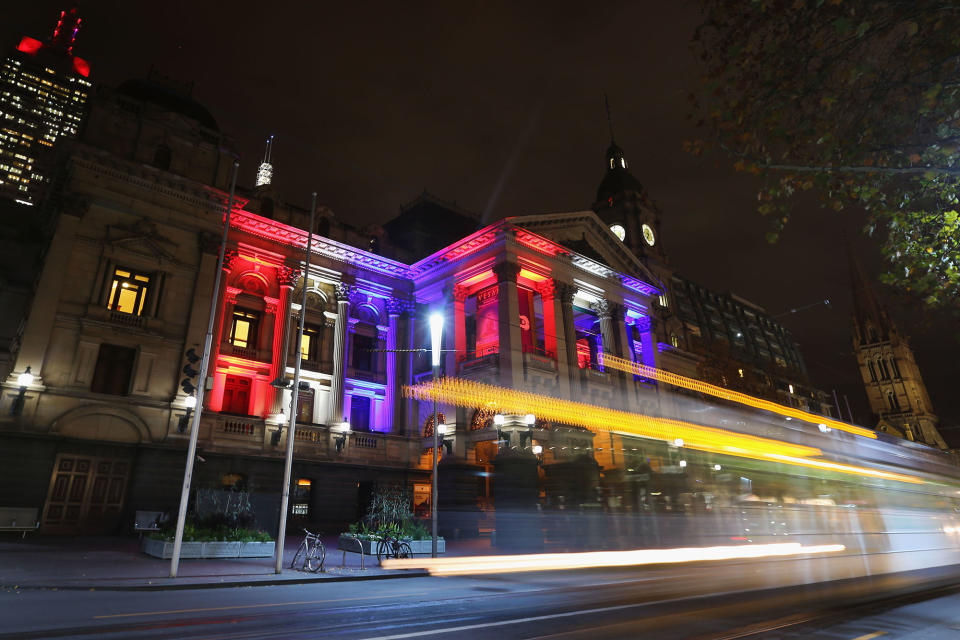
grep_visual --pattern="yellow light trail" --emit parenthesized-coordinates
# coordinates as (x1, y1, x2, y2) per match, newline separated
(600, 355, 877, 439)
(403, 378, 922, 484)
(382, 542, 846, 576)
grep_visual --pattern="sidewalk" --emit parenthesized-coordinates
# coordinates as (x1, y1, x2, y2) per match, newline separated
(0, 534, 495, 591)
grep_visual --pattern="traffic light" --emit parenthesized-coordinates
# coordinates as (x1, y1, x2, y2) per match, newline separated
(181, 347, 200, 396)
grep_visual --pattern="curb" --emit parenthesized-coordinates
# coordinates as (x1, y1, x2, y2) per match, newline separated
(1, 569, 430, 592)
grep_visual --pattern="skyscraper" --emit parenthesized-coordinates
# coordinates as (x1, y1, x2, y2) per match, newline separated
(0, 7, 91, 205)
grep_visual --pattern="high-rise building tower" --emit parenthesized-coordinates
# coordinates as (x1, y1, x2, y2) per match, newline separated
(0, 6, 92, 205)
(849, 249, 947, 448)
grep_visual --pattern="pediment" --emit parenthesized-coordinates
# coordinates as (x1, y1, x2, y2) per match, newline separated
(105, 218, 189, 267)
(509, 211, 662, 292)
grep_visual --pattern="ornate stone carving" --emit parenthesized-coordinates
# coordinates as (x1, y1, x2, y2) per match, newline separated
(276, 265, 300, 289)
(492, 261, 521, 283)
(224, 286, 241, 305)
(222, 250, 240, 272)
(453, 284, 469, 302)
(554, 281, 577, 305)
(264, 296, 280, 315)
(590, 298, 612, 320)
(334, 282, 352, 304)
(535, 279, 556, 299)
(385, 296, 410, 317)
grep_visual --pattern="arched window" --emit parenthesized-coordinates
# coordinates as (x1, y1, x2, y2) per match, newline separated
(890, 357, 901, 379)
(867, 361, 877, 382)
(877, 358, 890, 380)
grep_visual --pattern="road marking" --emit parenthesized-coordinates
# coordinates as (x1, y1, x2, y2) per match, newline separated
(851, 633, 886, 640)
(93, 591, 428, 619)
(360, 602, 650, 639)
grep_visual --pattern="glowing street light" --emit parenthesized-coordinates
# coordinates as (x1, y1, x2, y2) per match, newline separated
(10, 366, 33, 416)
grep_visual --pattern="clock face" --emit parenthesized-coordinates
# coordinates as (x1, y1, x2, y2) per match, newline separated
(610, 224, 626, 242)
(642, 223, 656, 246)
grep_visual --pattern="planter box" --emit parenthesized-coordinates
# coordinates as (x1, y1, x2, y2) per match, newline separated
(141, 537, 275, 559)
(338, 535, 444, 556)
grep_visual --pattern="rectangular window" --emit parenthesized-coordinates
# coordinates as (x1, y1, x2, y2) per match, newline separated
(107, 268, 150, 316)
(350, 395, 371, 432)
(300, 325, 321, 362)
(229, 310, 259, 348)
(90, 344, 136, 395)
(351, 334, 377, 373)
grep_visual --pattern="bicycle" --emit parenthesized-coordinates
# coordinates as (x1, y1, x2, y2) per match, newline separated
(376, 535, 412, 564)
(290, 528, 325, 572)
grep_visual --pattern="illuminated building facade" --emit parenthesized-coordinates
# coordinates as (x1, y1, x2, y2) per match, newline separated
(591, 135, 833, 415)
(0, 7, 91, 206)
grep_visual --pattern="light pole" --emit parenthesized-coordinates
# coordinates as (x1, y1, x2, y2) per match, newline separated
(274, 192, 316, 574)
(429, 312, 443, 558)
(10, 366, 33, 416)
(169, 160, 239, 579)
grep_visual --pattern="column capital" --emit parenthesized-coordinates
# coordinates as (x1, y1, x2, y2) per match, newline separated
(334, 282, 353, 304)
(535, 279, 556, 299)
(591, 298, 612, 320)
(222, 250, 240, 272)
(276, 265, 301, 289)
(386, 296, 414, 317)
(554, 281, 577, 304)
(635, 315, 653, 332)
(453, 284, 469, 303)
(264, 296, 280, 315)
(493, 261, 521, 283)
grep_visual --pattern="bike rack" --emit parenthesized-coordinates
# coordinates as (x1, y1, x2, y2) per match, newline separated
(341, 536, 365, 570)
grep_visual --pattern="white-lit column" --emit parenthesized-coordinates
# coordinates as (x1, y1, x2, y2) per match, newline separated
(328, 282, 351, 424)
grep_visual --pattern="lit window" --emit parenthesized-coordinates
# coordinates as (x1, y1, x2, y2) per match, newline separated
(229, 310, 259, 348)
(300, 325, 321, 361)
(107, 268, 150, 316)
(670, 334, 680, 348)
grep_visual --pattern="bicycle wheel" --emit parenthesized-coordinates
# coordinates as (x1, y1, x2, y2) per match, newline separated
(305, 540, 325, 572)
(397, 542, 412, 559)
(290, 540, 308, 570)
(376, 539, 389, 564)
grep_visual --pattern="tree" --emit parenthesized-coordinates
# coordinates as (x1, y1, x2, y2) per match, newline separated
(688, 0, 960, 307)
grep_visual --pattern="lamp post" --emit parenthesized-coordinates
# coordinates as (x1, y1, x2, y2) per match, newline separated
(274, 192, 317, 574)
(10, 366, 33, 416)
(429, 312, 443, 558)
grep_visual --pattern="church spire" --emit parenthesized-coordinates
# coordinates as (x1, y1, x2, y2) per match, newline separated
(255, 135, 275, 188)
(846, 238, 891, 344)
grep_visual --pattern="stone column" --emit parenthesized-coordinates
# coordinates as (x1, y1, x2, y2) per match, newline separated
(385, 297, 405, 433)
(269, 266, 298, 416)
(556, 282, 579, 399)
(403, 302, 416, 435)
(537, 279, 569, 393)
(328, 282, 351, 424)
(592, 299, 614, 358)
(443, 284, 468, 375)
(494, 261, 523, 389)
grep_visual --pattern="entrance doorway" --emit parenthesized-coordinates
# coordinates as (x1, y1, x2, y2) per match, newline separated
(41, 453, 131, 534)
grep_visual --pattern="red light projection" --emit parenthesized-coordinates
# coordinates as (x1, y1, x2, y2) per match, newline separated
(72, 56, 90, 77)
(515, 230, 567, 257)
(16, 37, 43, 55)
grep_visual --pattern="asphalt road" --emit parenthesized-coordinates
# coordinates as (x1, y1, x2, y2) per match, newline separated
(4, 562, 960, 639)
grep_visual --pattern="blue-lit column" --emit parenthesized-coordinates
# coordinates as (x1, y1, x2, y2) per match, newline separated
(384, 297, 405, 433)
(328, 282, 351, 424)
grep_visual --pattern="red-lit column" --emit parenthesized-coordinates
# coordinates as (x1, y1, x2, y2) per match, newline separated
(494, 261, 523, 389)
(454, 285, 467, 361)
(208, 252, 239, 412)
(538, 279, 569, 393)
(270, 267, 298, 416)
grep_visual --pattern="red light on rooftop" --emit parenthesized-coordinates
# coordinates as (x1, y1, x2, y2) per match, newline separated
(17, 37, 43, 55)
(72, 56, 90, 77)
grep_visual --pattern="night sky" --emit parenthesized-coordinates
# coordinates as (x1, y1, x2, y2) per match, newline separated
(6, 2, 958, 433)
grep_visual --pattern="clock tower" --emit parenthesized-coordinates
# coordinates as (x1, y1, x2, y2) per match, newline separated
(591, 137, 667, 268)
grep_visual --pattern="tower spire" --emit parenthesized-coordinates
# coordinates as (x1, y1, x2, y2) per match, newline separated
(255, 135, 275, 188)
(50, 6, 82, 54)
(604, 92, 616, 144)
(845, 235, 890, 344)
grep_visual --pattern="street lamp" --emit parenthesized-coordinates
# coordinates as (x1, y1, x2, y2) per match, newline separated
(332, 421, 351, 454)
(178, 394, 197, 434)
(10, 366, 33, 416)
(429, 311, 443, 559)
